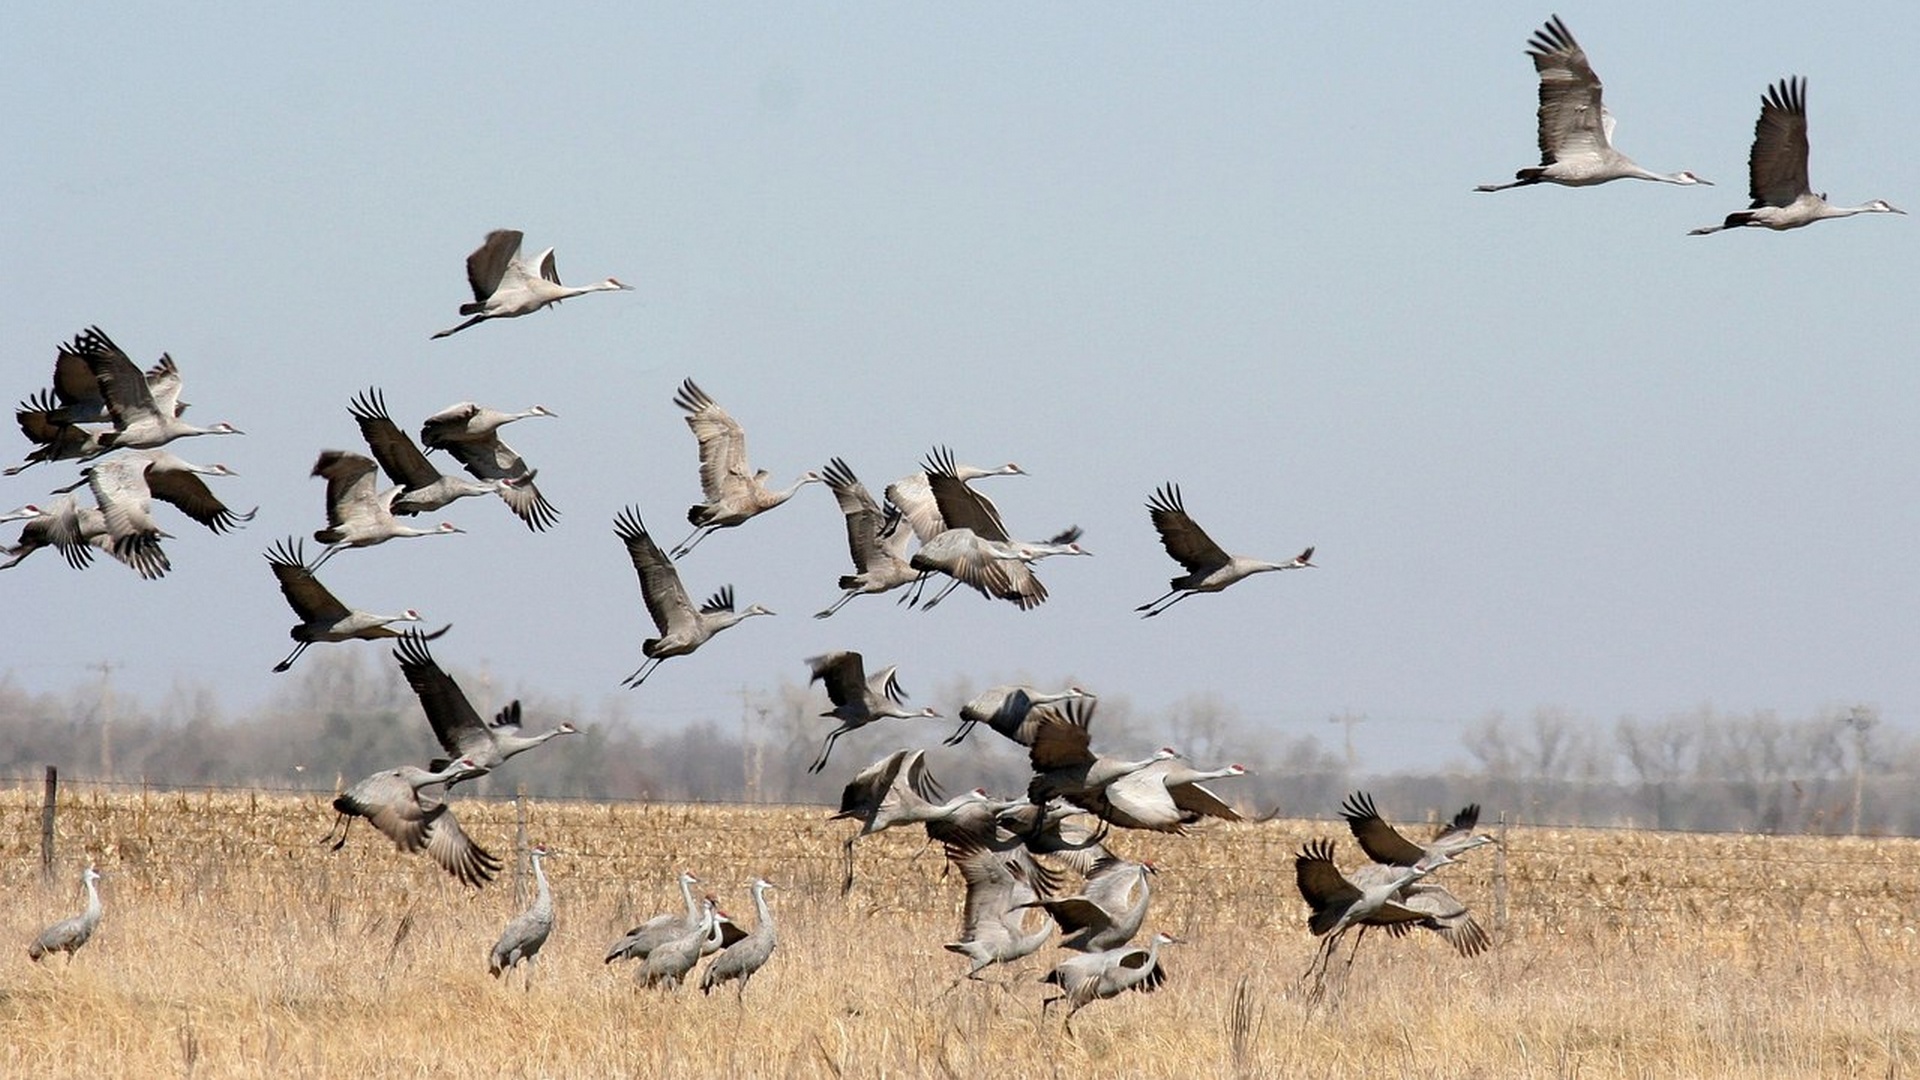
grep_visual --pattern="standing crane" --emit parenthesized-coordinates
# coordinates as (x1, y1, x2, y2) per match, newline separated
(831, 749, 989, 894)
(1476, 16, 1711, 192)
(308, 450, 464, 569)
(325, 756, 501, 887)
(392, 629, 578, 783)
(615, 506, 773, 688)
(1040, 931, 1180, 1032)
(814, 457, 919, 618)
(28, 865, 103, 964)
(1691, 77, 1904, 234)
(640, 897, 726, 990)
(805, 651, 943, 774)
(1018, 855, 1155, 952)
(71, 326, 243, 451)
(701, 878, 778, 998)
(347, 390, 519, 517)
(943, 684, 1095, 747)
(431, 229, 631, 338)
(490, 844, 556, 987)
(605, 870, 706, 964)
(669, 379, 821, 558)
(417, 399, 558, 530)
(1136, 483, 1313, 618)
(266, 537, 448, 671)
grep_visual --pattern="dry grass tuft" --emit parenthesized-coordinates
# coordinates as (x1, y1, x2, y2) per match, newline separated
(4, 786, 1920, 1077)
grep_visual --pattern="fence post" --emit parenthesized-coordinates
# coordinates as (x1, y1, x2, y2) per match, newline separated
(41, 765, 58, 881)
(1492, 809, 1509, 937)
(514, 783, 529, 908)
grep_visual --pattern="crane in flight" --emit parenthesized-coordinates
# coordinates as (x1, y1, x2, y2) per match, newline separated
(615, 506, 772, 687)
(1137, 483, 1313, 618)
(265, 537, 447, 671)
(431, 229, 630, 338)
(805, 651, 942, 774)
(1690, 77, 1904, 234)
(669, 379, 820, 558)
(1476, 16, 1710, 192)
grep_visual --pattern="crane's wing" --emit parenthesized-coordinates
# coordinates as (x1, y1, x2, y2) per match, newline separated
(899, 748, 943, 802)
(1025, 697, 1097, 770)
(86, 456, 159, 540)
(463, 230, 524, 304)
(874, 665, 908, 706)
(439, 437, 558, 530)
(883, 471, 947, 543)
(535, 247, 562, 285)
(806, 650, 869, 708)
(143, 355, 186, 420)
(1339, 791, 1428, 866)
(418, 402, 481, 448)
(673, 379, 751, 502)
(310, 450, 383, 531)
(421, 805, 503, 887)
(1393, 881, 1492, 957)
(393, 630, 492, 760)
(1434, 802, 1483, 844)
(265, 538, 350, 622)
(1526, 16, 1609, 162)
(1294, 839, 1361, 934)
(1089, 765, 1185, 832)
(834, 748, 912, 818)
(145, 465, 254, 534)
(822, 457, 890, 570)
(1145, 484, 1229, 573)
(349, 388, 441, 489)
(1749, 77, 1812, 207)
(74, 326, 161, 427)
(1168, 780, 1240, 822)
(923, 446, 1009, 540)
(615, 507, 698, 634)
(50, 344, 105, 416)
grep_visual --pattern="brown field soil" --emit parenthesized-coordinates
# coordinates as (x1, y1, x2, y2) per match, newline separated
(4, 785, 1919, 1078)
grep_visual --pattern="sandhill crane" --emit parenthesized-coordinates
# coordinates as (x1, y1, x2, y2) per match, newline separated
(1340, 861, 1491, 960)
(640, 897, 727, 990)
(309, 450, 464, 569)
(393, 629, 578, 782)
(57, 449, 255, 534)
(605, 870, 704, 964)
(805, 651, 942, 774)
(8, 390, 109, 476)
(324, 756, 501, 887)
(905, 528, 1044, 610)
(885, 457, 1027, 544)
(417, 400, 557, 530)
(71, 327, 242, 451)
(1041, 931, 1180, 1032)
(1137, 483, 1313, 618)
(1025, 697, 1181, 809)
(1293, 838, 1453, 991)
(77, 455, 173, 569)
(28, 865, 103, 964)
(1476, 16, 1710, 192)
(1069, 759, 1250, 834)
(1340, 791, 1496, 867)
(831, 749, 989, 893)
(1019, 855, 1155, 952)
(490, 844, 556, 986)
(0, 494, 169, 578)
(265, 538, 448, 672)
(347, 390, 517, 517)
(431, 229, 631, 339)
(615, 506, 772, 688)
(669, 379, 821, 558)
(942, 838, 1058, 984)
(32, 332, 186, 428)
(1691, 77, 1904, 235)
(814, 457, 920, 618)
(907, 446, 1079, 610)
(701, 878, 778, 998)
(943, 684, 1094, 747)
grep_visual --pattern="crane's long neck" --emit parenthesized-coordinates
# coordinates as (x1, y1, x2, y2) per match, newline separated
(752, 884, 773, 931)
(680, 876, 700, 923)
(82, 876, 102, 925)
(530, 853, 552, 914)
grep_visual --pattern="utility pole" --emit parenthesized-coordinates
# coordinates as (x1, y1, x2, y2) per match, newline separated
(1844, 705, 1877, 836)
(92, 661, 117, 780)
(1328, 711, 1365, 776)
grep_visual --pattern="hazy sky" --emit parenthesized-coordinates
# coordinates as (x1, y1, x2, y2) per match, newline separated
(6, 5, 1917, 776)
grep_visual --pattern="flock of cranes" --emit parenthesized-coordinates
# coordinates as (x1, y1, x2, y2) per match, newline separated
(13, 11, 1900, 1029)
(1479, 17, 1902, 235)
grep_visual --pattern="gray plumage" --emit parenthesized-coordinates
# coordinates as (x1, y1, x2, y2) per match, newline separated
(348, 389, 517, 518)
(669, 378, 821, 558)
(1343, 862, 1491, 959)
(814, 457, 919, 618)
(430, 229, 631, 339)
(1294, 838, 1453, 989)
(641, 897, 723, 990)
(1137, 482, 1313, 618)
(1070, 759, 1250, 834)
(1025, 697, 1181, 809)
(605, 870, 702, 964)
(615, 506, 773, 688)
(28, 865, 103, 963)
(326, 755, 501, 887)
(416, 399, 558, 531)
(490, 845, 556, 983)
(266, 537, 446, 672)
(701, 879, 777, 997)
(309, 449, 464, 569)
(831, 749, 987, 894)
(943, 684, 1093, 747)
(1691, 77, 1903, 235)
(941, 838, 1058, 982)
(1020, 855, 1155, 952)
(1041, 931, 1179, 1031)
(1340, 791, 1496, 867)
(73, 326, 243, 452)
(806, 652, 942, 774)
(393, 629, 578, 783)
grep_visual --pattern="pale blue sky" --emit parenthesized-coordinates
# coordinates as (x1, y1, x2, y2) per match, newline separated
(5, 5, 1917, 775)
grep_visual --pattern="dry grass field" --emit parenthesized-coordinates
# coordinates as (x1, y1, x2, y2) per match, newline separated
(4, 783, 1919, 1078)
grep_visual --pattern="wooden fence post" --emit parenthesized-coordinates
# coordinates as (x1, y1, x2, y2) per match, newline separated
(41, 765, 58, 881)
(1493, 809, 1509, 936)
(514, 783, 529, 908)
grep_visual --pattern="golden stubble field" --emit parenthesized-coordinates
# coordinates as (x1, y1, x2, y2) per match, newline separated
(4, 785, 1920, 1079)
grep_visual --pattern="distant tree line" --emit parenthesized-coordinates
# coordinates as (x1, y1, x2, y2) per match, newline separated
(0, 654, 1907, 835)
